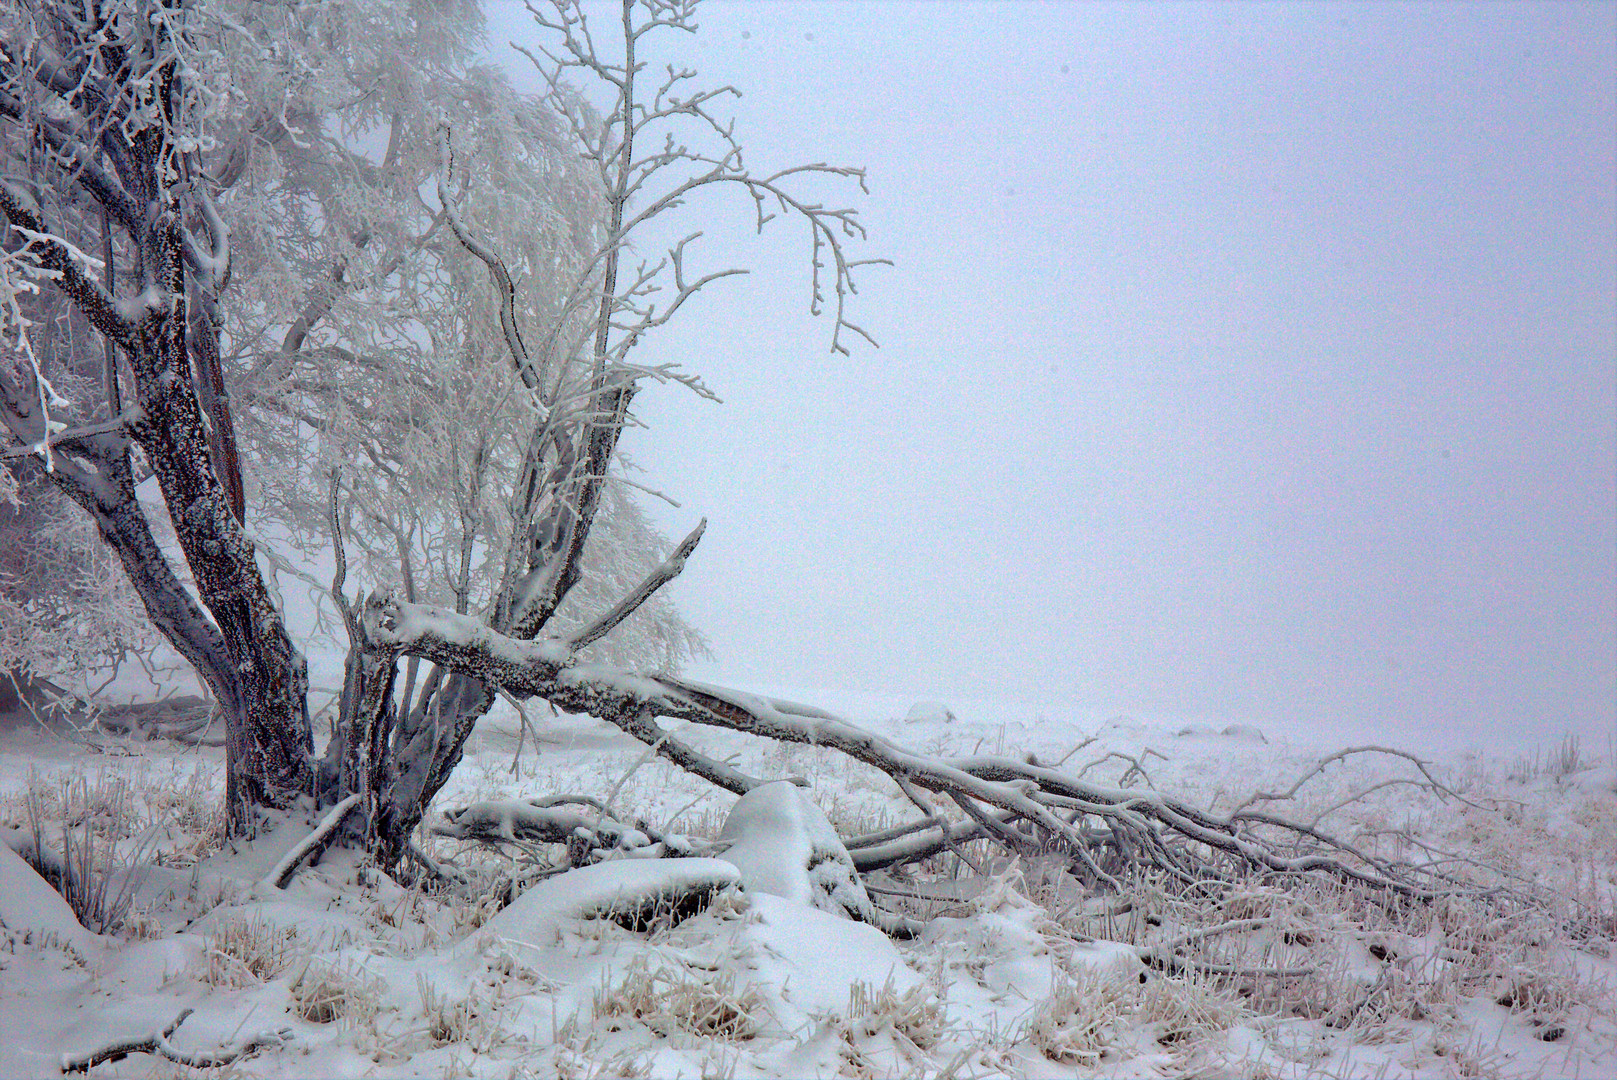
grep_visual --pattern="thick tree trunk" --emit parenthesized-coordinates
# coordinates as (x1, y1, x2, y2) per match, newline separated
(122, 217, 312, 830)
(1, 98, 314, 834)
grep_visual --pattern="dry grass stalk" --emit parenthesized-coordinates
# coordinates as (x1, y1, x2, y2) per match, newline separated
(593, 954, 768, 1041)
(200, 916, 296, 987)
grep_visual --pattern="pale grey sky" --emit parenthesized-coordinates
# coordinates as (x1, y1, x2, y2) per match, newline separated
(486, 1, 1616, 746)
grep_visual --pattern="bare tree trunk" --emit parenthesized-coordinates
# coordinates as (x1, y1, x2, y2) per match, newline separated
(0, 0, 314, 833)
(122, 221, 312, 830)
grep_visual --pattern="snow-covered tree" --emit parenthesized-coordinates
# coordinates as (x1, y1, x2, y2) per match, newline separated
(0, 0, 1518, 927)
(0, 0, 876, 859)
(0, 0, 704, 705)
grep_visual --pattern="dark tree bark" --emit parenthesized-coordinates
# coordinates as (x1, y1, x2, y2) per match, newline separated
(0, 0, 313, 831)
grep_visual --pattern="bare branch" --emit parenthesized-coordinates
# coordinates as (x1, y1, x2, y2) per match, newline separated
(61, 1008, 292, 1074)
(569, 517, 705, 651)
(435, 125, 541, 392)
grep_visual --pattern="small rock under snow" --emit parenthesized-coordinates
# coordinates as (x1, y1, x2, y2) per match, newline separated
(904, 700, 958, 724)
(1563, 766, 1617, 799)
(717, 780, 881, 927)
(1221, 723, 1268, 743)
(1176, 722, 1268, 743)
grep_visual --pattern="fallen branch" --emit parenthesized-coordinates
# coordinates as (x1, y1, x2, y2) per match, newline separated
(261, 794, 363, 890)
(434, 795, 707, 865)
(362, 596, 1527, 909)
(60, 1008, 291, 1074)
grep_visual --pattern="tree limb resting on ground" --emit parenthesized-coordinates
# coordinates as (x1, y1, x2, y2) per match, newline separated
(60, 1008, 291, 1074)
(364, 596, 1479, 902)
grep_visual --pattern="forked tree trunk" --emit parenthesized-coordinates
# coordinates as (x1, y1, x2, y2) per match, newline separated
(320, 385, 636, 870)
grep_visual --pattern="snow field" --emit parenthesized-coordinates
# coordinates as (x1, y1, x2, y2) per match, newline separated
(0, 693, 1613, 1077)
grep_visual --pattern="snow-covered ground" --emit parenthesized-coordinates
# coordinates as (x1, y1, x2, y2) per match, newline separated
(0, 680, 1612, 1078)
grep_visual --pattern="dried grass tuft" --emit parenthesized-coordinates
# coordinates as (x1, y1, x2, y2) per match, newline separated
(289, 960, 382, 1026)
(200, 916, 297, 987)
(846, 974, 949, 1050)
(1022, 962, 1133, 1065)
(1137, 965, 1243, 1048)
(593, 954, 769, 1041)
(414, 973, 516, 1053)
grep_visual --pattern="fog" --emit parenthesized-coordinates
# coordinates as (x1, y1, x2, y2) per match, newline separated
(484, 1, 1615, 748)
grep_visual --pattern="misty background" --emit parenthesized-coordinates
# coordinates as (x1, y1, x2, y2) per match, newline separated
(482, 1, 1616, 748)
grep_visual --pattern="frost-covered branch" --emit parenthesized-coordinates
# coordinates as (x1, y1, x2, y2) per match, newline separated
(60, 1008, 292, 1074)
(0, 184, 132, 346)
(569, 516, 705, 650)
(437, 125, 540, 393)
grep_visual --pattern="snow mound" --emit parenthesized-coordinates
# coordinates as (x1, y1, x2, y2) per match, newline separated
(482, 857, 741, 942)
(1221, 723, 1268, 743)
(718, 780, 880, 925)
(739, 893, 922, 1016)
(904, 700, 958, 724)
(0, 840, 101, 953)
(1564, 765, 1617, 799)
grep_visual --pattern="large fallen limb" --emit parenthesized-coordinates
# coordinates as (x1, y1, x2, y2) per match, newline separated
(362, 598, 1477, 900)
(433, 797, 658, 852)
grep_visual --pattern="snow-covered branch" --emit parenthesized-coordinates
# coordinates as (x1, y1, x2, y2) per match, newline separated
(568, 516, 705, 651)
(61, 1008, 292, 1074)
(367, 598, 1474, 900)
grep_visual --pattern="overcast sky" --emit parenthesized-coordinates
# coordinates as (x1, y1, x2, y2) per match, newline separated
(484, 1, 1616, 746)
